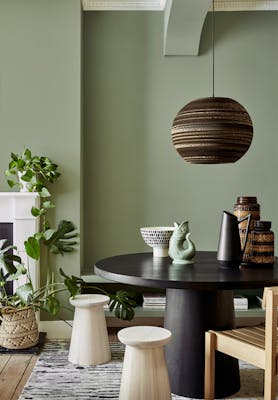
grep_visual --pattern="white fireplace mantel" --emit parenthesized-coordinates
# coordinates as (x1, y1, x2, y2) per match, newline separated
(0, 192, 40, 291)
(0, 193, 74, 338)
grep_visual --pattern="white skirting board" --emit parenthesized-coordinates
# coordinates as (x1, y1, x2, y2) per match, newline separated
(38, 317, 164, 338)
(39, 321, 73, 339)
(39, 315, 264, 339)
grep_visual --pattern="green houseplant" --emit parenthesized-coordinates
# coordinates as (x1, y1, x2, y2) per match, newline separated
(0, 238, 141, 349)
(5, 148, 60, 194)
(5, 148, 79, 256)
(1, 147, 141, 350)
(0, 239, 140, 319)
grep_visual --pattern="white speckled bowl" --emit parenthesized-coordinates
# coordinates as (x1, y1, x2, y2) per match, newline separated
(140, 227, 174, 257)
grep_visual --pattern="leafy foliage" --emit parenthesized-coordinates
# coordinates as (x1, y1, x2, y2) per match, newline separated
(60, 269, 142, 321)
(2, 148, 139, 322)
(109, 290, 143, 320)
(5, 148, 60, 193)
(5, 147, 78, 260)
(44, 221, 78, 255)
(0, 239, 21, 275)
(59, 268, 83, 297)
(0, 244, 64, 313)
(24, 237, 40, 260)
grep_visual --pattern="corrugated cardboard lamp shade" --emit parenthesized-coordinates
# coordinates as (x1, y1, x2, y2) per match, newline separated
(171, 97, 253, 164)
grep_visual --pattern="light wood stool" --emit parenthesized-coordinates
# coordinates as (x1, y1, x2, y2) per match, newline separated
(68, 294, 111, 366)
(118, 326, 172, 400)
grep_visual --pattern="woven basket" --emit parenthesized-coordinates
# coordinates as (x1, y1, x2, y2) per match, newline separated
(0, 306, 39, 349)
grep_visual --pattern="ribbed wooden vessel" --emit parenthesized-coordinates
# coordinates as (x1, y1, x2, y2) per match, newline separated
(234, 196, 260, 265)
(171, 97, 253, 164)
(251, 221, 275, 266)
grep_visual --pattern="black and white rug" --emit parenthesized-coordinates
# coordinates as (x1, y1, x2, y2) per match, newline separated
(19, 341, 275, 400)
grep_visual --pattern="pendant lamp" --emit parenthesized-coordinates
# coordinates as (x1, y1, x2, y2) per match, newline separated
(171, 1, 253, 164)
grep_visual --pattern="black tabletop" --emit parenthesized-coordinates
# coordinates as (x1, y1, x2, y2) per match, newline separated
(94, 251, 278, 290)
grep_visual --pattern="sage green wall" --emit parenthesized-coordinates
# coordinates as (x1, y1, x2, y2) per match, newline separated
(83, 11, 278, 272)
(0, 0, 82, 317)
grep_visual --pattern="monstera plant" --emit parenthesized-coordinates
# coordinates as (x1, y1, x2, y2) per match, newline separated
(3, 148, 140, 325)
(0, 238, 140, 350)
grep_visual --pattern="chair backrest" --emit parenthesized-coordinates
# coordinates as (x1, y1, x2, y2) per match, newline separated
(262, 287, 278, 368)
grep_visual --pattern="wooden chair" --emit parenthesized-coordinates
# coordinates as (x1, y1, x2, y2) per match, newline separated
(204, 287, 278, 400)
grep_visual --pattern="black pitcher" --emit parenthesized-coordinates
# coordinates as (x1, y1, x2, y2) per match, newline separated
(217, 211, 251, 268)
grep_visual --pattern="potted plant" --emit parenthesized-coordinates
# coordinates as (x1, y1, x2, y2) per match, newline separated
(5, 148, 78, 254)
(5, 148, 60, 193)
(2, 148, 142, 349)
(0, 239, 140, 350)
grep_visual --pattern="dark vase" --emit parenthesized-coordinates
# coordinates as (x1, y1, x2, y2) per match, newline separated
(250, 221, 275, 267)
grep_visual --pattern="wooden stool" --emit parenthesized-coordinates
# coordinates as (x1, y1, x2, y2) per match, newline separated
(68, 294, 111, 366)
(118, 326, 172, 400)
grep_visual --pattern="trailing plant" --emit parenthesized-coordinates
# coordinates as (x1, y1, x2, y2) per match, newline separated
(0, 240, 141, 320)
(5, 148, 78, 258)
(5, 148, 60, 194)
(4, 147, 141, 321)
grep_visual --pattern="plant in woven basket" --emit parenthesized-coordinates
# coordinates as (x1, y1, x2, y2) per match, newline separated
(4, 148, 141, 330)
(0, 239, 141, 351)
(0, 240, 43, 349)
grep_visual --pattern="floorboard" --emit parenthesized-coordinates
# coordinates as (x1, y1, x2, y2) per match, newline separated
(0, 355, 33, 400)
(11, 356, 38, 400)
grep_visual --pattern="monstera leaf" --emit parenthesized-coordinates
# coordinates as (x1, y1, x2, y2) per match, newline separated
(44, 220, 78, 255)
(109, 290, 143, 321)
(42, 296, 60, 316)
(15, 283, 33, 305)
(60, 268, 83, 297)
(0, 239, 22, 274)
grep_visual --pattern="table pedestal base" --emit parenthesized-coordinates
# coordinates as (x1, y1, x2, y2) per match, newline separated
(164, 288, 240, 398)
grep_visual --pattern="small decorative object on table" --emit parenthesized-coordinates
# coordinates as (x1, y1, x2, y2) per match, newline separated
(168, 221, 195, 264)
(233, 196, 260, 264)
(217, 211, 251, 269)
(140, 227, 174, 257)
(250, 221, 275, 267)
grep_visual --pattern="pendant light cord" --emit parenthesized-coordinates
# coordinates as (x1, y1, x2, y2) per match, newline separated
(212, 0, 215, 97)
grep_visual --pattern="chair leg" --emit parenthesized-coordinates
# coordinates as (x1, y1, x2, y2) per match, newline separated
(204, 331, 216, 400)
(264, 366, 276, 400)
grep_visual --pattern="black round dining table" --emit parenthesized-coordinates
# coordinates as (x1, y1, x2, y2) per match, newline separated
(95, 251, 278, 398)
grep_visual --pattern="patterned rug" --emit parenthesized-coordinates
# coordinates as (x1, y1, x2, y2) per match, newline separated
(19, 341, 275, 400)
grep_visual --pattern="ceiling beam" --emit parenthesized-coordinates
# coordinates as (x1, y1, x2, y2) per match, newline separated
(164, 0, 211, 56)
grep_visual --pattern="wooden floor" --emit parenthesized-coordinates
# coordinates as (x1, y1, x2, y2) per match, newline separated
(0, 328, 120, 400)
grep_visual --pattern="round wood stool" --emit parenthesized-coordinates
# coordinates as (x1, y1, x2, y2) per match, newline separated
(68, 294, 111, 366)
(118, 326, 172, 400)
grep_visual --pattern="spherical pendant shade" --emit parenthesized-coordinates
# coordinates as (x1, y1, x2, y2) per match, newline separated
(171, 97, 253, 164)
